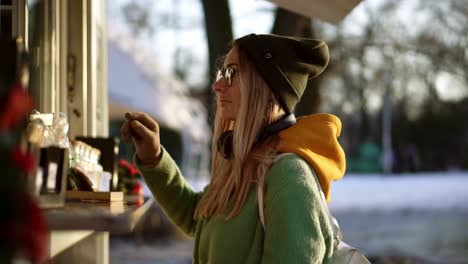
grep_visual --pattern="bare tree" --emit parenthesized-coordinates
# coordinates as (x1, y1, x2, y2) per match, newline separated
(414, 0, 468, 86)
(122, 1, 154, 37)
(201, 0, 234, 122)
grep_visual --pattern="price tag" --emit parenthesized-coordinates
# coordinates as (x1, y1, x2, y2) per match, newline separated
(46, 162, 58, 189)
(35, 168, 43, 195)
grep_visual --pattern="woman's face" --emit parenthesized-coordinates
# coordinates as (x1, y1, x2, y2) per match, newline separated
(213, 47, 241, 121)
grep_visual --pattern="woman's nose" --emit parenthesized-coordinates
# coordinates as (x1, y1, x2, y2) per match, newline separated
(212, 80, 226, 93)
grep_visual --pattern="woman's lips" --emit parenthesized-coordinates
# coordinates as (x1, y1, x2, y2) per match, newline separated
(219, 100, 232, 106)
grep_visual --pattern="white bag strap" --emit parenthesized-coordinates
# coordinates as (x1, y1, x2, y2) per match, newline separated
(257, 153, 291, 228)
(257, 179, 265, 228)
(257, 153, 342, 246)
(309, 164, 343, 246)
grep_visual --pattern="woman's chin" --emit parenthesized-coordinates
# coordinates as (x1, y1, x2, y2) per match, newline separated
(221, 110, 235, 121)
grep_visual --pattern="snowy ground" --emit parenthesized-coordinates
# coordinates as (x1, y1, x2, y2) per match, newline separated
(112, 173, 468, 264)
(335, 210, 468, 263)
(110, 238, 194, 264)
(330, 172, 468, 212)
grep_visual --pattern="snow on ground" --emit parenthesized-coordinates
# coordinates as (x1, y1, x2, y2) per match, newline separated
(144, 171, 468, 212)
(330, 172, 468, 212)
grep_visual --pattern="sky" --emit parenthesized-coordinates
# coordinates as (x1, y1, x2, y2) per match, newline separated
(107, 0, 277, 87)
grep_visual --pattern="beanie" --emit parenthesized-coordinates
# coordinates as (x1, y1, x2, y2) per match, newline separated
(235, 34, 329, 113)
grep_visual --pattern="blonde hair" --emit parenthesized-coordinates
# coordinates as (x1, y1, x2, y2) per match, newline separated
(195, 45, 285, 220)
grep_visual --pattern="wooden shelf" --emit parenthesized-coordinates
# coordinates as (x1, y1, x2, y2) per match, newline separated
(45, 196, 154, 232)
(66, 191, 124, 202)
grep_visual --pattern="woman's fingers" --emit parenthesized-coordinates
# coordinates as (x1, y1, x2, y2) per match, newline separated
(126, 112, 158, 132)
(120, 121, 133, 143)
(129, 119, 154, 142)
(121, 112, 161, 165)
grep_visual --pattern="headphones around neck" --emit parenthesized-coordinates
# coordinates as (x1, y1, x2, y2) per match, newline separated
(217, 113, 296, 160)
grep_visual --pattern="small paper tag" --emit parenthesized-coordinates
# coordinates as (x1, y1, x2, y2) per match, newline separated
(47, 162, 58, 189)
(36, 168, 43, 195)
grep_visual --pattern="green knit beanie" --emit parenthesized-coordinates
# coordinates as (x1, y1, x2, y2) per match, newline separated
(235, 33, 330, 113)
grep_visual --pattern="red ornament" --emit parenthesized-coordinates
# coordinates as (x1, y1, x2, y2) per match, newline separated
(25, 196, 49, 263)
(128, 164, 139, 177)
(131, 181, 144, 196)
(12, 147, 35, 174)
(4, 194, 49, 263)
(119, 159, 131, 169)
(119, 159, 140, 177)
(22, 195, 49, 263)
(0, 85, 34, 132)
(134, 197, 144, 207)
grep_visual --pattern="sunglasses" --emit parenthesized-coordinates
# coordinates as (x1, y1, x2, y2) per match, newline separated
(216, 66, 237, 87)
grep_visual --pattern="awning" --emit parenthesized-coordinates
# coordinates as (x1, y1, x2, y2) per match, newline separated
(268, 0, 362, 24)
(107, 38, 210, 143)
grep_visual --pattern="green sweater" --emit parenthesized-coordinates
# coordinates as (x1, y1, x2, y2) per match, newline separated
(136, 148, 334, 264)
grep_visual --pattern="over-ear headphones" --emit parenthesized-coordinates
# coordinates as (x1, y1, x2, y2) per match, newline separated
(256, 113, 296, 143)
(217, 130, 234, 160)
(217, 113, 296, 160)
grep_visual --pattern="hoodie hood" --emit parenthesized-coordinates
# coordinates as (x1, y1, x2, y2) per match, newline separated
(277, 114, 346, 202)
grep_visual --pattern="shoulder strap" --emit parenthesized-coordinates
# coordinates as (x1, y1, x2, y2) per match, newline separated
(257, 181, 265, 227)
(257, 153, 343, 246)
(257, 153, 291, 228)
(309, 164, 343, 246)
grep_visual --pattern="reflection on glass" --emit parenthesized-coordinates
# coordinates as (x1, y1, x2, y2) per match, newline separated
(28, 0, 56, 112)
(0, 1, 13, 36)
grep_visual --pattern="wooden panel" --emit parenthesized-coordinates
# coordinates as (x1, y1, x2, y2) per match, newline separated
(66, 190, 124, 202)
(46, 197, 154, 232)
(50, 230, 94, 257)
(269, 0, 362, 24)
(51, 231, 108, 264)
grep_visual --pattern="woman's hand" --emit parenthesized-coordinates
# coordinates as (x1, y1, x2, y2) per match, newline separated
(120, 112, 161, 166)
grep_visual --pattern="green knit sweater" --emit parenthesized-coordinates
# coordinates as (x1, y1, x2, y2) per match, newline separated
(136, 147, 334, 264)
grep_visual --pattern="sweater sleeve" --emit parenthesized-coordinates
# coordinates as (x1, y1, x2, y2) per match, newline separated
(261, 155, 334, 264)
(135, 146, 203, 236)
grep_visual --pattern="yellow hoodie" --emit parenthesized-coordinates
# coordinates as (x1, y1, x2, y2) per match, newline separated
(277, 113, 346, 202)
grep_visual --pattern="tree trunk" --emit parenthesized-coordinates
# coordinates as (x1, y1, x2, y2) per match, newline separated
(271, 8, 321, 116)
(201, 0, 233, 125)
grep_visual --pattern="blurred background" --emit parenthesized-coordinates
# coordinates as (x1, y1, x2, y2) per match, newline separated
(1, 0, 467, 263)
(106, 0, 468, 263)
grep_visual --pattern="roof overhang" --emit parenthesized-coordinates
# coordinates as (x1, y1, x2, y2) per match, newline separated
(268, 0, 362, 24)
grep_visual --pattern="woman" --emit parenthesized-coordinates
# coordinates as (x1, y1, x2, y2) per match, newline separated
(121, 33, 346, 263)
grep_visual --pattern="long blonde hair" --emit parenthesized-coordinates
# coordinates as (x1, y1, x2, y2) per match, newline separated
(194, 44, 285, 220)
